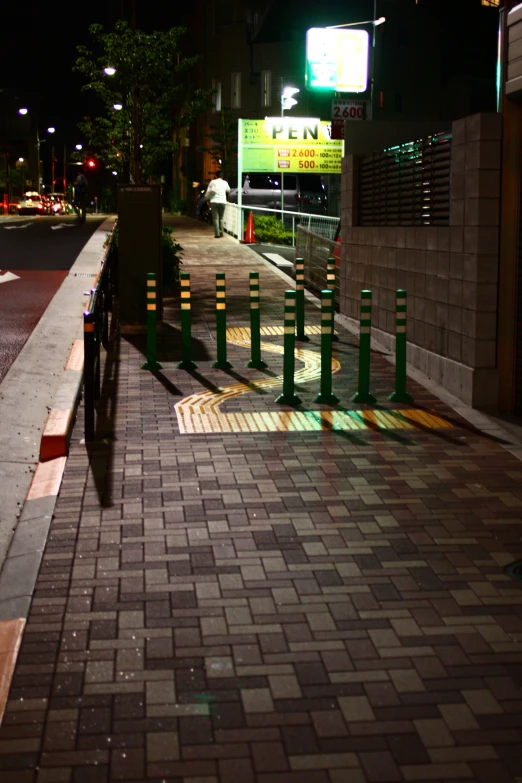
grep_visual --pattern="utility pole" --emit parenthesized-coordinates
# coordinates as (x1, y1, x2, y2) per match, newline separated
(36, 129, 41, 194)
(370, 0, 377, 120)
(281, 76, 284, 223)
(5, 150, 10, 212)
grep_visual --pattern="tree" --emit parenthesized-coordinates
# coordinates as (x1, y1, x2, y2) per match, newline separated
(74, 22, 211, 183)
(203, 107, 238, 181)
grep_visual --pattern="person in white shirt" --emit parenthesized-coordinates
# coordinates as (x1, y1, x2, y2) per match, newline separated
(205, 171, 230, 238)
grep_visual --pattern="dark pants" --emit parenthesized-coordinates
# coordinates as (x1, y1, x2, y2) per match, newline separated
(210, 202, 226, 237)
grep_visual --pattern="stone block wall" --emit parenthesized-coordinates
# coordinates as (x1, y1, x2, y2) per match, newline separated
(340, 112, 502, 410)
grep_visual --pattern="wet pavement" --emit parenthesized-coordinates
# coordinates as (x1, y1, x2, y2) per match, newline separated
(1, 217, 522, 782)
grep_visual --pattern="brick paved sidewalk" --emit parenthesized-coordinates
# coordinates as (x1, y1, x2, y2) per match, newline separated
(1, 217, 522, 783)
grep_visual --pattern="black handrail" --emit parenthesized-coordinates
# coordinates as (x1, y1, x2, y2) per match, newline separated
(84, 229, 116, 441)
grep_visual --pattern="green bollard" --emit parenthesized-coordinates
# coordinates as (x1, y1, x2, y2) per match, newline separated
(315, 289, 339, 405)
(295, 257, 309, 342)
(211, 272, 232, 369)
(388, 289, 414, 403)
(247, 271, 267, 369)
(276, 290, 301, 406)
(351, 289, 376, 404)
(177, 272, 197, 370)
(326, 256, 339, 342)
(141, 272, 162, 371)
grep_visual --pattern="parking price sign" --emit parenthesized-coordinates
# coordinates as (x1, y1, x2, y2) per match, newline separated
(331, 100, 366, 140)
(239, 118, 344, 175)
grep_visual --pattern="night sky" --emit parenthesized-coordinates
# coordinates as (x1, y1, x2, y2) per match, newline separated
(4, 1, 185, 143)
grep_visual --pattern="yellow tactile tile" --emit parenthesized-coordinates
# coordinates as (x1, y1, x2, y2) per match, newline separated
(176, 409, 453, 435)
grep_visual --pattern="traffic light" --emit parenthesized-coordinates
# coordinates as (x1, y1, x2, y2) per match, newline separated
(87, 159, 96, 169)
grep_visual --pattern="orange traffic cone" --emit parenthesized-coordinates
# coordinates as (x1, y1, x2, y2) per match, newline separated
(242, 211, 256, 244)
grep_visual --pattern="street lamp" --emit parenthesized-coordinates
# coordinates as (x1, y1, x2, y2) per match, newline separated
(326, 5, 386, 120)
(281, 86, 300, 112)
(113, 104, 123, 111)
(279, 83, 300, 219)
(75, 144, 83, 150)
(327, 17, 385, 28)
(18, 108, 28, 116)
(104, 66, 116, 76)
(36, 127, 56, 194)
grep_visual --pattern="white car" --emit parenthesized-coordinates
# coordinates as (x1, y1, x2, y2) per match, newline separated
(18, 192, 46, 216)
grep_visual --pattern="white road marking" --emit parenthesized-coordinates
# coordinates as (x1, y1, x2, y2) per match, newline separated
(263, 252, 293, 268)
(51, 223, 76, 231)
(0, 271, 21, 284)
(3, 223, 33, 230)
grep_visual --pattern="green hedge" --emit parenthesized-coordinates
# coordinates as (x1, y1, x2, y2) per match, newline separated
(254, 215, 293, 245)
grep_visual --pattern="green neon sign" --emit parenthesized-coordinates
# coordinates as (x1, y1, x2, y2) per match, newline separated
(306, 28, 369, 93)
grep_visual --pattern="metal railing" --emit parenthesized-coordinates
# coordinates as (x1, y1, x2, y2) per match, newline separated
(223, 203, 339, 246)
(359, 131, 452, 226)
(296, 226, 340, 305)
(84, 230, 116, 441)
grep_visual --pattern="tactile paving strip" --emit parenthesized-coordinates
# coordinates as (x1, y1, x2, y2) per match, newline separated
(174, 327, 453, 434)
(176, 408, 453, 434)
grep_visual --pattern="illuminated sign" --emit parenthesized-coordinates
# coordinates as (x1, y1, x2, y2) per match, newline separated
(239, 118, 343, 174)
(306, 28, 369, 93)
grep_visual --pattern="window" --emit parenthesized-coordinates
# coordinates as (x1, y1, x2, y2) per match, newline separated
(247, 174, 273, 189)
(261, 70, 272, 107)
(271, 175, 296, 190)
(231, 72, 241, 109)
(212, 79, 222, 113)
(481, 0, 500, 5)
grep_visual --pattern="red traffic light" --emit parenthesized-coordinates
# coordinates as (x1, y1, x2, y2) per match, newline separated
(87, 159, 96, 168)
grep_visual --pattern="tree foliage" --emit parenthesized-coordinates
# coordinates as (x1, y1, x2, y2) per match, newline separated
(74, 22, 212, 183)
(203, 107, 238, 181)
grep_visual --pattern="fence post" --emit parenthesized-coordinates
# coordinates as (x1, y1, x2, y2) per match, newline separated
(212, 272, 232, 369)
(276, 290, 301, 406)
(315, 289, 339, 405)
(247, 271, 267, 369)
(295, 257, 309, 342)
(326, 256, 339, 342)
(141, 273, 162, 371)
(84, 312, 95, 441)
(351, 289, 376, 404)
(177, 272, 197, 370)
(388, 289, 414, 403)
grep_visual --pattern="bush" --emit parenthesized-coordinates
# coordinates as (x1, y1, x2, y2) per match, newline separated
(162, 225, 183, 289)
(254, 215, 293, 245)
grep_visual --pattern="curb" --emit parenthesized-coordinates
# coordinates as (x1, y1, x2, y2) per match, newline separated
(0, 217, 115, 727)
(0, 309, 85, 728)
(39, 339, 84, 462)
(0, 457, 66, 724)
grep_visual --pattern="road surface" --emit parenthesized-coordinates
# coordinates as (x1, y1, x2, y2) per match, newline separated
(0, 215, 105, 384)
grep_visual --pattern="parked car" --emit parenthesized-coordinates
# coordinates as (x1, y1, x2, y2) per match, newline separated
(18, 192, 46, 215)
(228, 173, 327, 215)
